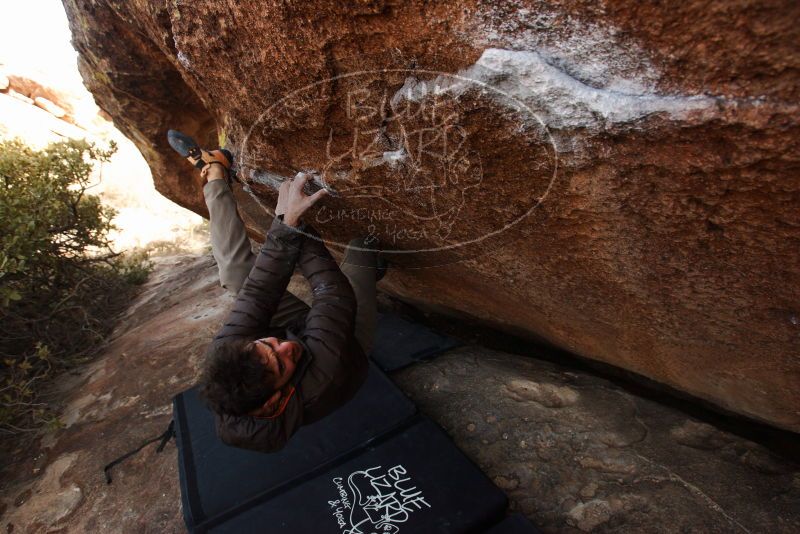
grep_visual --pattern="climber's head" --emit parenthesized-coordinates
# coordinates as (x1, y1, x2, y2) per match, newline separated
(200, 336, 302, 417)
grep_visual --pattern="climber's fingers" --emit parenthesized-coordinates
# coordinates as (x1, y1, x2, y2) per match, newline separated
(306, 187, 328, 206)
(291, 172, 309, 193)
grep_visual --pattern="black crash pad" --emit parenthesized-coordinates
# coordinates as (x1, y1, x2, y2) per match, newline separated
(369, 312, 460, 371)
(174, 363, 416, 532)
(209, 417, 508, 533)
(484, 513, 543, 533)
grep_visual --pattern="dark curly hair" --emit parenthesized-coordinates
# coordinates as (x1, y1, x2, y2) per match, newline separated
(200, 337, 279, 416)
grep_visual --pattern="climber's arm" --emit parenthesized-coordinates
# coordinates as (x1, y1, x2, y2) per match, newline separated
(214, 173, 325, 339)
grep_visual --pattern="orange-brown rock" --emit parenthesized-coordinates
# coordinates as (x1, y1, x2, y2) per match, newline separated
(61, 0, 800, 431)
(6, 75, 73, 115)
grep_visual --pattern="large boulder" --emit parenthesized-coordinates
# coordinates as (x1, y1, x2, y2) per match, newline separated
(5, 75, 73, 115)
(61, 0, 800, 431)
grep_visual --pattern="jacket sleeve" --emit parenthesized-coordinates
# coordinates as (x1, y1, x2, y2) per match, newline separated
(296, 225, 358, 380)
(215, 216, 305, 340)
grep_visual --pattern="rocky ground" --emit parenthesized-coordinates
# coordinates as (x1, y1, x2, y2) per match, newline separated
(397, 351, 800, 533)
(1, 255, 798, 533)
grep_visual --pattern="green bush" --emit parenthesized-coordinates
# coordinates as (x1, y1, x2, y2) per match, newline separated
(0, 138, 152, 434)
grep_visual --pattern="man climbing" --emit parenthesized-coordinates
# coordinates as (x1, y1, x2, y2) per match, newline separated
(167, 130, 378, 452)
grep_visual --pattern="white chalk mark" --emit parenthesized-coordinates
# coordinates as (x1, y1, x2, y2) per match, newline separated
(393, 48, 718, 130)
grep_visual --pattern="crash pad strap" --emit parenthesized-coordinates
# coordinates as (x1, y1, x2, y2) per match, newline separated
(103, 420, 174, 484)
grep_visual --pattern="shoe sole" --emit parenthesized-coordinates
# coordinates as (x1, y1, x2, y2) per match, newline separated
(167, 129, 233, 170)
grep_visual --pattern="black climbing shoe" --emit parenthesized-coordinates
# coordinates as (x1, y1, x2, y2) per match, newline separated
(167, 129, 233, 174)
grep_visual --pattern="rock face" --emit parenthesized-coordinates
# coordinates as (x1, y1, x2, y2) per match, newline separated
(61, 0, 800, 430)
(1, 256, 797, 532)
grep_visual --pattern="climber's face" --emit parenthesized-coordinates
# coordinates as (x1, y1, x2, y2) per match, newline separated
(245, 336, 303, 418)
(252, 337, 302, 390)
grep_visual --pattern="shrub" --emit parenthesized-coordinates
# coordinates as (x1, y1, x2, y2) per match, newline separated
(0, 138, 152, 434)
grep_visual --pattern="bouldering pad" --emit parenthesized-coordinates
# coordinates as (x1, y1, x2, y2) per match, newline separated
(484, 513, 543, 533)
(369, 312, 460, 371)
(209, 417, 508, 533)
(174, 363, 416, 532)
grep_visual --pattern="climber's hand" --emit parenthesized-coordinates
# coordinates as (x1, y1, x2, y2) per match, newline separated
(277, 172, 327, 227)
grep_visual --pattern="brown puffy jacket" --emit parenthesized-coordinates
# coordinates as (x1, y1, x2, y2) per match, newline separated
(212, 217, 368, 452)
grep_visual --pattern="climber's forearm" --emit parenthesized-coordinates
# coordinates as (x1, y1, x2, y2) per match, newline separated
(215, 216, 304, 340)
